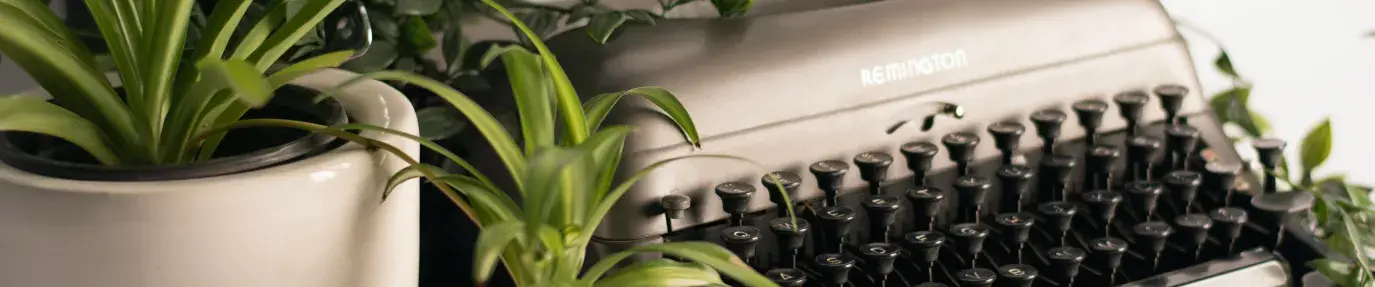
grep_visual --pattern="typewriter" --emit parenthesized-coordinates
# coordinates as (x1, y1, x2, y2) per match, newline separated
(537, 0, 1328, 286)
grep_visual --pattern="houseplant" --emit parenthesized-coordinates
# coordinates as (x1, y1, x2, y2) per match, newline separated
(0, 0, 421, 286)
(1207, 47, 1375, 286)
(199, 0, 788, 285)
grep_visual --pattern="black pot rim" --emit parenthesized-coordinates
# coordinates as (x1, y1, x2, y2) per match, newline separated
(0, 87, 349, 182)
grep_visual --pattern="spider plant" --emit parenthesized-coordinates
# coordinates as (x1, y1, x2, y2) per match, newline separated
(0, 0, 360, 166)
(198, 0, 793, 285)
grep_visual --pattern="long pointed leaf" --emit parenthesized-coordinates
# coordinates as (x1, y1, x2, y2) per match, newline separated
(522, 147, 585, 240)
(385, 164, 445, 200)
(595, 260, 726, 287)
(432, 175, 521, 221)
(0, 0, 99, 69)
(0, 97, 120, 165)
(75, 0, 145, 107)
(479, 0, 589, 144)
(163, 59, 272, 162)
(247, 0, 348, 71)
(0, 7, 141, 158)
(583, 86, 700, 147)
(267, 50, 355, 88)
(190, 0, 253, 63)
(331, 123, 495, 188)
(139, 0, 197, 136)
(581, 242, 770, 287)
(501, 46, 555, 156)
(324, 71, 527, 192)
(575, 126, 634, 223)
(473, 221, 525, 285)
(230, 0, 286, 61)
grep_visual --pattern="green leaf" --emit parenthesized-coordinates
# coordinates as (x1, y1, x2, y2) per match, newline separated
(583, 86, 701, 147)
(141, 0, 199, 131)
(1300, 118, 1333, 183)
(0, 96, 120, 165)
(328, 71, 527, 192)
(162, 59, 272, 162)
(384, 163, 445, 200)
(369, 12, 400, 40)
(229, 0, 287, 60)
(441, 8, 468, 74)
(416, 106, 468, 140)
(0, 3, 141, 156)
(594, 260, 725, 287)
(500, 46, 555, 155)
(566, 3, 607, 25)
(246, 0, 349, 71)
(1308, 259, 1356, 285)
(581, 242, 770, 287)
(399, 16, 437, 55)
(472, 220, 525, 285)
(480, 0, 590, 144)
(189, 0, 253, 64)
(479, 44, 518, 69)
(396, 0, 442, 15)
(586, 12, 629, 44)
(577, 126, 634, 220)
(709, 0, 754, 17)
(432, 174, 520, 222)
(624, 9, 659, 24)
(1216, 49, 1239, 79)
(266, 50, 356, 89)
(521, 147, 585, 237)
(331, 123, 494, 187)
(581, 154, 759, 245)
(341, 40, 398, 73)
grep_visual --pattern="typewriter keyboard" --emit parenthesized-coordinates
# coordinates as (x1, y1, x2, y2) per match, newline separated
(654, 85, 1311, 287)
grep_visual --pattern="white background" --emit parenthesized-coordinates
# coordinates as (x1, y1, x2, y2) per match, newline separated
(2, 0, 1371, 185)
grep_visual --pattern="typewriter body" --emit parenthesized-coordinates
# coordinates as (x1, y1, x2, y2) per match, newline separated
(541, 0, 1325, 285)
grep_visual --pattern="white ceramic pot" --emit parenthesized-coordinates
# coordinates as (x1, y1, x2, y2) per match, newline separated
(0, 69, 419, 287)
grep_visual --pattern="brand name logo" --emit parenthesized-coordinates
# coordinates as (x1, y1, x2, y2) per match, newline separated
(860, 49, 969, 87)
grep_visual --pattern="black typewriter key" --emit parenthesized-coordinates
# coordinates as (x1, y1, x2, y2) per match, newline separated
(901, 141, 940, 187)
(1038, 154, 1076, 202)
(954, 175, 993, 223)
(994, 213, 1035, 262)
(1048, 247, 1086, 284)
(818, 206, 856, 253)
(1204, 162, 1242, 206)
(854, 152, 894, 195)
(1114, 90, 1150, 136)
(987, 121, 1026, 165)
(1125, 135, 1163, 180)
(1209, 207, 1248, 254)
(1174, 213, 1213, 260)
(810, 160, 850, 206)
(996, 165, 1034, 213)
(950, 223, 990, 267)
(1164, 170, 1203, 214)
(814, 253, 855, 287)
(763, 172, 803, 217)
(907, 186, 946, 231)
(769, 218, 811, 268)
(1251, 138, 1287, 194)
(1030, 109, 1068, 156)
(1133, 221, 1174, 270)
(1085, 144, 1121, 190)
(996, 264, 1038, 287)
(660, 194, 690, 237)
(1072, 99, 1109, 146)
(1087, 237, 1128, 282)
(862, 195, 902, 242)
(715, 182, 755, 226)
(942, 132, 981, 176)
(1251, 191, 1316, 249)
(955, 268, 998, 287)
(903, 231, 946, 280)
(1082, 190, 1123, 234)
(1153, 84, 1189, 125)
(766, 268, 807, 287)
(859, 242, 901, 284)
(1038, 201, 1077, 245)
(721, 226, 762, 264)
(1124, 181, 1164, 220)
(1164, 124, 1200, 170)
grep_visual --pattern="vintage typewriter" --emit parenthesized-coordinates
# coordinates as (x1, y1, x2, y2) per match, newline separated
(540, 0, 1329, 286)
